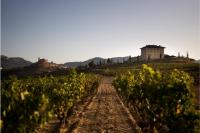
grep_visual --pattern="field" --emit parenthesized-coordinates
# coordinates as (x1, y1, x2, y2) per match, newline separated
(112, 64, 200, 132)
(1, 71, 100, 132)
(1, 62, 200, 133)
(94, 62, 199, 83)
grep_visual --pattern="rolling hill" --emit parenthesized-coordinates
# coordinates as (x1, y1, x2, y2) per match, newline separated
(64, 56, 130, 68)
(1, 55, 32, 69)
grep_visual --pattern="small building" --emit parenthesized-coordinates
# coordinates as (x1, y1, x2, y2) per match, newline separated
(38, 58, 48, 64)
(141, 45, 165, 61)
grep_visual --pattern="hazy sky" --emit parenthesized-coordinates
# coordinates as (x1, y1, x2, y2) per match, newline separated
(1, 0, 199, 63)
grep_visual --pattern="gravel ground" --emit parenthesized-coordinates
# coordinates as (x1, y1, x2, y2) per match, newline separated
(64, 77, 142, 133)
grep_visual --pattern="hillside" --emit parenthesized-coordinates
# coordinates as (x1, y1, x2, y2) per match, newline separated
(64, 56, 130, 68)
(1, 55, 32, 69)
(64, 57, 105, 67)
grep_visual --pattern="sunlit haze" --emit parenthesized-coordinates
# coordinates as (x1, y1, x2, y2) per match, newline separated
(2, 0, 199, 63)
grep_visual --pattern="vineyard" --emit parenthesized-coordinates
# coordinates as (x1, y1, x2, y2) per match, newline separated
(96, 63, 199, 84)
(1, 70, 100, 132)
(113, 64, 200, 132)
(1, 64, 200, 133)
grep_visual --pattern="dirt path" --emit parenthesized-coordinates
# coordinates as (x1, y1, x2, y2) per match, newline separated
(65, 77, 142, 133)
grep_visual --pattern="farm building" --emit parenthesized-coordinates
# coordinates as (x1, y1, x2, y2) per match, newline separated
(37, 58, 58, 68)
(141, 45, 165, 61)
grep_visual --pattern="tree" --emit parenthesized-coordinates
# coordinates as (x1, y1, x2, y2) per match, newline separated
(88, 61, 95, 68)
(99, 60, 102, 66)
(122, 58, 125, 64)
(107, 58, 112, 64)
(128, 56, 132, 63)
(137, 56, 139, 62)
(187, 51, 189, 58)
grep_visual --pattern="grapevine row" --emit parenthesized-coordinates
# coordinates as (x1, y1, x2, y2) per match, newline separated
(113, 64, 199, 133)
(1, 70, 100, 132)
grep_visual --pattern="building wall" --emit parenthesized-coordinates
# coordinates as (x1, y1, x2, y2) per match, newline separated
(141, 48, 164, 60)
(37, 59, 56, 68)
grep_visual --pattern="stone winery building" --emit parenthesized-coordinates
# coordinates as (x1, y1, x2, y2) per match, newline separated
(141, 45, 165, 61)
(37, 58, 58, 68)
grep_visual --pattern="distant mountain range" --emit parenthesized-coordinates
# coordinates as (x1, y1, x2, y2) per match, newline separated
(3, 55, 197, 69)
(64, 56, 130, 68)
(1, 55, 131, 69)
(1, 55, 32, 69)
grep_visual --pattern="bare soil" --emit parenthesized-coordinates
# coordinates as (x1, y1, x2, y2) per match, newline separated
(63, 77, 142, 133)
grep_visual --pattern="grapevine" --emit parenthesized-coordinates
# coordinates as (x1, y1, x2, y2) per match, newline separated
(113, 64, 199, 133)
(1, 70, 100, 132)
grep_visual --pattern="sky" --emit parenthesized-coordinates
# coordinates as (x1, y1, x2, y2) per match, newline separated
(1, 0, 199, 63)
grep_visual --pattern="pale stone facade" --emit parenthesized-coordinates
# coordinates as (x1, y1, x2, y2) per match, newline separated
(37, 58, 58, 68)
(141, 45, 165, 61)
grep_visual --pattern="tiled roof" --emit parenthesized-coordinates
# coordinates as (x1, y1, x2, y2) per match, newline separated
(140, 45, 165, 49)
